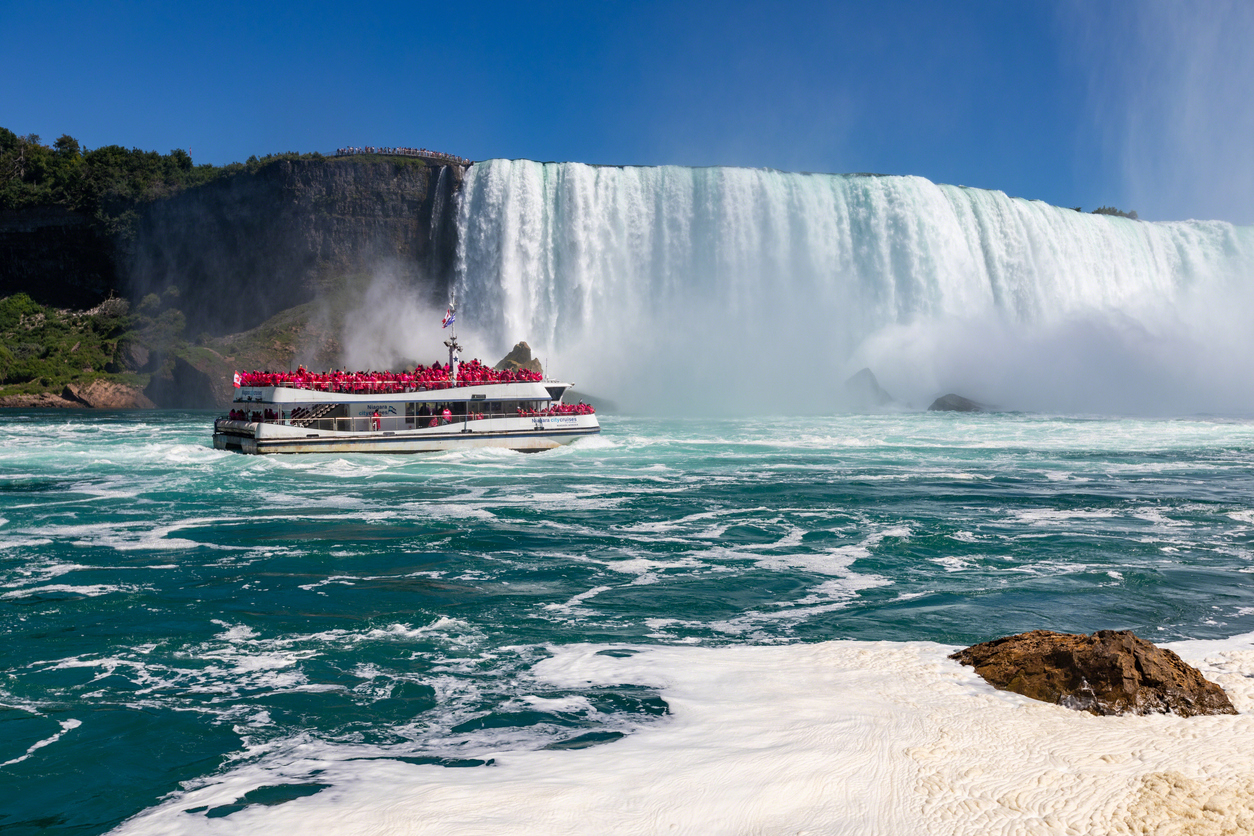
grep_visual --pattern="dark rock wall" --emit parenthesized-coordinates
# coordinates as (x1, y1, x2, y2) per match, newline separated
(124, 159, 465, 334)
(0, 159, 464, 331)
(0, 206, 117, 308)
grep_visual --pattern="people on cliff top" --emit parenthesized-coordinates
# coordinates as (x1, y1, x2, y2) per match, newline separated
(335, 146, 471, 165)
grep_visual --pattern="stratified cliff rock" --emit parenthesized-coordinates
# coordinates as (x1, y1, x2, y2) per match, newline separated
(62, 380, 155, 409)
(124, 158, 464, 335)
(0, 207, 117, 308)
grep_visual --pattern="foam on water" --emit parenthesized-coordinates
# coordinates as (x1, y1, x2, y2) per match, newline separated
(111, 637, 1254, 836)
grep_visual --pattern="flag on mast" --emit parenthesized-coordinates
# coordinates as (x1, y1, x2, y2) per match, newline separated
(442, 306, 456, 328)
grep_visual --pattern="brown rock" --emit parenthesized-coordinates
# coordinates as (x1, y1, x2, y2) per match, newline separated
(951, 629, 1236, 717)
(494, 341, 543, 376)
(0, 391, 80, 408)
(62, 380, 156, 409)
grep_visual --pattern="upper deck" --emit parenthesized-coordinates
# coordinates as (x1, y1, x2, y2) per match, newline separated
(234, 364, 572, 406)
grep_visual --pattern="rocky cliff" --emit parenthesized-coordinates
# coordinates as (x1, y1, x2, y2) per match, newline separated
(0, 206, 117, 308)
(124, 158, 464, 335)
(0, 157, 464, 334)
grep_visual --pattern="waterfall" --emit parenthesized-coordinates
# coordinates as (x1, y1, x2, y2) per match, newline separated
(454, 160, 1254, 415)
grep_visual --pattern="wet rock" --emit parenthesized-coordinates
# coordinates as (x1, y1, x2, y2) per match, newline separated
(928, 393, 984, 412)
(62, 380, 155, 409)
(951, 629, 1237, 717)
(494, 341, 543, 376)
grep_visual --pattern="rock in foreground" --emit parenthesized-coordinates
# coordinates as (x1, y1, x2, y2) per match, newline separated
(951, 629, 1236, 717)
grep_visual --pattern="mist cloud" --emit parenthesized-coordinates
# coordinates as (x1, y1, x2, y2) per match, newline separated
(1067, 1, 1254, 223)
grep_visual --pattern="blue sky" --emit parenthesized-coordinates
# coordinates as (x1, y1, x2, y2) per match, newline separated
(3, 0, 1252, 222)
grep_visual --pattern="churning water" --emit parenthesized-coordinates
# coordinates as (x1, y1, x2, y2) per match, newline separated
(3, 410, 1254, 834)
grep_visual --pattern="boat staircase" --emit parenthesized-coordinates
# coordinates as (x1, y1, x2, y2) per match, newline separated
(290, 403, 337, 427)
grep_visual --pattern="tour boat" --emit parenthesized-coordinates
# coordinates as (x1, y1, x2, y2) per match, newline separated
(212, 319, 599, 455)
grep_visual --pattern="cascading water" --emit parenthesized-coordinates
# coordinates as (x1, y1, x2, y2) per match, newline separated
(454, 160, 1254, 415)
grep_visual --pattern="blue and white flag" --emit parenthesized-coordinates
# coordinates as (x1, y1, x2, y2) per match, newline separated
(442, 307, 456, 328)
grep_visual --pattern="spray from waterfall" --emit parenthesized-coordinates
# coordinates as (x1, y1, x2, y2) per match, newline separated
(454, 160, 1254, 416)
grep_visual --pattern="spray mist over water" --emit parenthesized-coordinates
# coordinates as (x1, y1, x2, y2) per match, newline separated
(335, 262, 502, 372)
(453, 160, 1254, 416)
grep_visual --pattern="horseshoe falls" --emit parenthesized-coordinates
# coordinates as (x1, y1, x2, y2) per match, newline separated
(6, 164, 1254, 836)
(456, 160, 1254, 415)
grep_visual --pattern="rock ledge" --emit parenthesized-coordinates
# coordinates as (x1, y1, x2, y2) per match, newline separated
(951, 629, 1236, 717)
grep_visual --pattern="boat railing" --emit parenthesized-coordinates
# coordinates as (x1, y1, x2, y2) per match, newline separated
(289, 415, 482, 433)
(235, 376, 547, 395)
(222, 409, 592, 434)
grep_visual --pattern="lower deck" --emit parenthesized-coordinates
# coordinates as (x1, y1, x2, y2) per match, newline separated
(213, 413, 600, 454)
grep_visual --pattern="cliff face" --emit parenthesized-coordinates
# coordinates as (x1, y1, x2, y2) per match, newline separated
(0, 206, 117, 308)
(124, 158, 464, 334)
(1, 157, 462, 332)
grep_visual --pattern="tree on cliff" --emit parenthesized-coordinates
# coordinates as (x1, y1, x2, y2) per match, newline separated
(1, 126, 220, 237)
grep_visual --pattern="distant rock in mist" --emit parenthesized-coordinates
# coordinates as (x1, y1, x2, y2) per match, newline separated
(843, 368, 895, 410)
(951, 630, 1236, 717)
(143, 355, 223, 409)
(494, 342, 543, 376)
(928, 393, 985, 412)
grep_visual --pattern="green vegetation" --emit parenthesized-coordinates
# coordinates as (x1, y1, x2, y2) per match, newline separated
(1, 127, 223, 239)
(1, 126, 354, 240)
(1091, 206, 1138, 220)
(0, 289, 197, 395)
(0, 294, 131, 393)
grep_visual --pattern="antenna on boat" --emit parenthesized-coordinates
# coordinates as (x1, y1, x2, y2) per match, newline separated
(442, 298, 461, 382)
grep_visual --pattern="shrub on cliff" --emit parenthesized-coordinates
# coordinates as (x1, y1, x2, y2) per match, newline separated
(0, 293, 132, 391)
(0, 293, 43, 330)
(1092, 205, 1138, 220)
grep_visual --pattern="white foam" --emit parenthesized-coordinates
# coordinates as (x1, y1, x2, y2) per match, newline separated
(0, 717, 81, 767)
(112, 636, 1254, 835)
(1, 583, 140, 599)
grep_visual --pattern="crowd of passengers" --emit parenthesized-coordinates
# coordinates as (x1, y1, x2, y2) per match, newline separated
(225, 400, 594, 425)
(335, 146, 472, 165)
(235, 360, 543, 392)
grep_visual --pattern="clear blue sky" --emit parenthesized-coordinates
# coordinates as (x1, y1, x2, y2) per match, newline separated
(3, 0, 1252, 222)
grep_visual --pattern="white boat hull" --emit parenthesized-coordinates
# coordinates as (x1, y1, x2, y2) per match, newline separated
(213, 414, 599, 454)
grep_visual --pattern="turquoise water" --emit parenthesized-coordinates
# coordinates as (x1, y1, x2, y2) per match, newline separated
(3, 410, 1254, 833)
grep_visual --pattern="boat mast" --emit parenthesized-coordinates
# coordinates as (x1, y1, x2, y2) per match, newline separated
(443, 300, 461, 383)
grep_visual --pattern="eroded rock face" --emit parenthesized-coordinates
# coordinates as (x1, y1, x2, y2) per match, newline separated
(0, 391, 80, 408)
(62, 380, 156, 409)
(494, 341, 543, 376)
(951, 630, 1236, 717)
